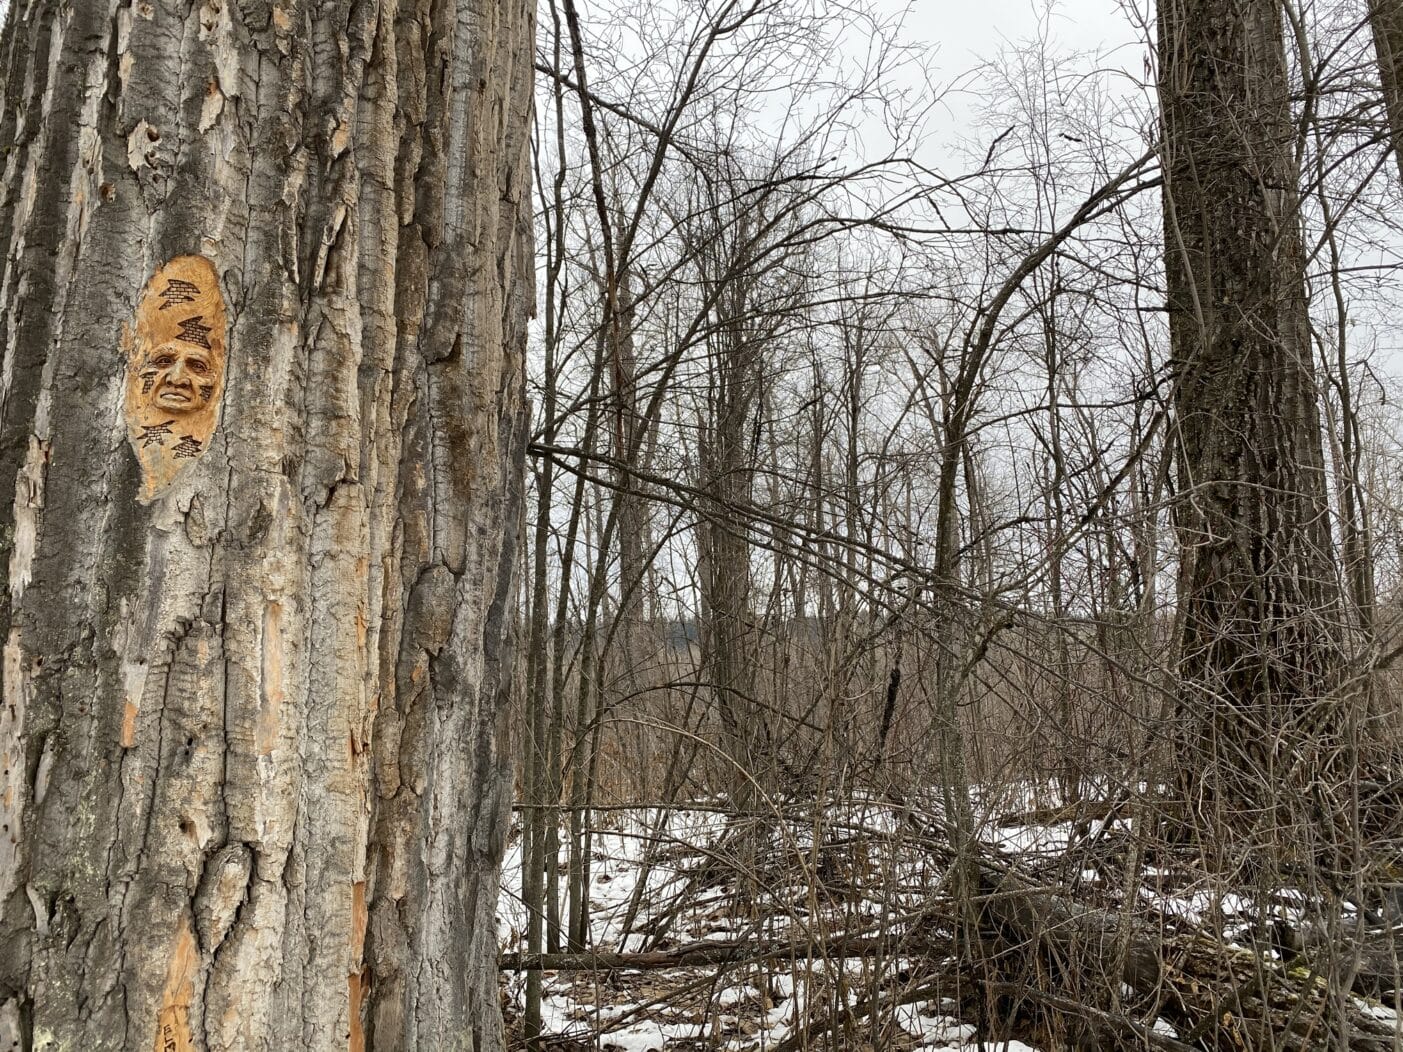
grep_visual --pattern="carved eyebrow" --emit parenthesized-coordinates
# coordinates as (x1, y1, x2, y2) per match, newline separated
(150, 346, 211, 362)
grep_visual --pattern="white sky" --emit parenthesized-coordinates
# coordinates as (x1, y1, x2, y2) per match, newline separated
(900, 0, 1143, 63)
(892, 0, 1152, 164)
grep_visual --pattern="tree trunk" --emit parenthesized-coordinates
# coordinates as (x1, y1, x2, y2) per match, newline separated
(1158, 0, 1343, 827)
(698, 257, 763, 801)
(1369, 0, 1403, 181)
(0, 1, 533, 1049)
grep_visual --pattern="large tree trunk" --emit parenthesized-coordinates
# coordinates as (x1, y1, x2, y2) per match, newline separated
(0, 1, 533, 1049)
(1158, 0, 1343, 827)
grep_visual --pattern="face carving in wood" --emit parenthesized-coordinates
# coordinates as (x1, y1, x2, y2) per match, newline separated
(124, 255, 226, 502)
(146, 341, 216, 413)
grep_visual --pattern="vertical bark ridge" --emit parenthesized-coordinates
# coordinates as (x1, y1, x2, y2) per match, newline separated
(0, 0, 533, 1048)
(1159, 0, 1344, 841)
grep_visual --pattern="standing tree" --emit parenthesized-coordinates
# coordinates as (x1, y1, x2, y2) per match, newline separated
(1157, 0, 1344, 833)
(0, 0, 533, 1049)
(1369, 0, 1403, 179)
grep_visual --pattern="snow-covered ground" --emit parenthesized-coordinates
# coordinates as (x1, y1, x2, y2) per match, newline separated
(497, 791, 1401, 1050)
(498, 801, 1027, 1050)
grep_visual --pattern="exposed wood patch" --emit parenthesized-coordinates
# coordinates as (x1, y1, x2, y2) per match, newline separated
(120, 652, 148, 749)
(349, 881, 368, 1052)
(121, 700, 139, 748)
(348, 967, 368, 1052)
(351, 881, 367, 955)
(155, 918, 197, 1052)
(124, 256, 227, 503)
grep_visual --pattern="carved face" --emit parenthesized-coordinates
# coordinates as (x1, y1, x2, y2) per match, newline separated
(143, 341, 216, 414)
(124, 255, 227, 503)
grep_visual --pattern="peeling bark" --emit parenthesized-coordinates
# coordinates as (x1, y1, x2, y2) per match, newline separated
(0, 0, 533, 1049)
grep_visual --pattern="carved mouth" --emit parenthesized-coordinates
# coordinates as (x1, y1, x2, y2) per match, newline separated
(157, 389, 194, 406)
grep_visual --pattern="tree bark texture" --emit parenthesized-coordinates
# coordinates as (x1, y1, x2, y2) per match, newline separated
(1158, 0, 1343, 815)
(0, 0, 533, 1049)
(1369, 0, 1403, 181)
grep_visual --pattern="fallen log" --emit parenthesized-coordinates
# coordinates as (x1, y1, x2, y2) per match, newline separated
(975, 866, 1400, 1051)
(499, 933, 953, 972)
(882, 796, 1403, 1050)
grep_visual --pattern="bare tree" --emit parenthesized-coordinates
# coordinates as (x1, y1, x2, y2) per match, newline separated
(501, 0, 1403, 1048)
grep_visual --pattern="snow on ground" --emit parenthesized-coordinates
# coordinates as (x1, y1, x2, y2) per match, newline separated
(498, 798, 1035, 1049)
(497, 790, 1402, 1049)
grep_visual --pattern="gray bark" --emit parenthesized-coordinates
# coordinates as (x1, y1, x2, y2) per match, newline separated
(1369, 0, 1403, 181)
(0, 0, 533, 1049)
(1158, 0, 1344, 819)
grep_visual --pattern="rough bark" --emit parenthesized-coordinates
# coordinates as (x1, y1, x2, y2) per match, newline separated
(0, 0, 533, 1049)
(1158, 0, 1344, 825)
(1369, 0, 1403, 181)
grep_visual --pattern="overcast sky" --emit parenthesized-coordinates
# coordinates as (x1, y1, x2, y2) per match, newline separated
(890, 0, 1153, 160)
(904, 0, 1144, 63)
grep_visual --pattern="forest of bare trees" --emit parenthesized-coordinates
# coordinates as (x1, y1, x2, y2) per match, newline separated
(505, 0, 1403, 1047)
(0, 0, 1401, 1048)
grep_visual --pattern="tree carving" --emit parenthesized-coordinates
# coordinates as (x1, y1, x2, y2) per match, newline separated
(124, 255, 226, 502)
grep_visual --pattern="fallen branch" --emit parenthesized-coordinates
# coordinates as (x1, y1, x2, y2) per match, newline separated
(895, 804, 1400, 1049)
(499, 933, 952, 972)
(975, 868, 1399, 1050)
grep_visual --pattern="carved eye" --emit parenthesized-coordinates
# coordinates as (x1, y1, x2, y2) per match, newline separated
(189, 360, 208, 375)
(153, 356, 175, 368)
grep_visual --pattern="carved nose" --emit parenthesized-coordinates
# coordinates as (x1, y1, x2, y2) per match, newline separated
(167, 362, 194, 388)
